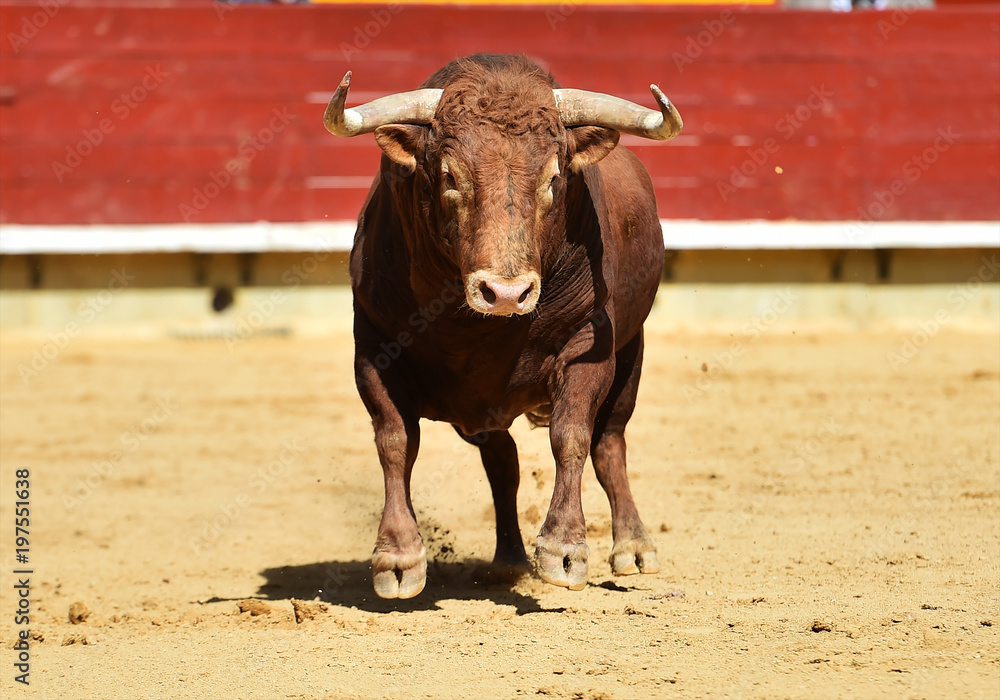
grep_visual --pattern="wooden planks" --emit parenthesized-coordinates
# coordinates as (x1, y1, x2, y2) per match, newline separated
(0, 3, 997, 225)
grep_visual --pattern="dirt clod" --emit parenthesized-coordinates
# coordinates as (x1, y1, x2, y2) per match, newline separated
(623, 605, 655, 617)
(291, 599, 328, 624)
(237, 599, 272, 617)
(68, 601, 91, 624)
(811, 620, 833, 632)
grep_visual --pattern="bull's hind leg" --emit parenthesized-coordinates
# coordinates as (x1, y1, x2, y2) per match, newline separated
(455, 428, 531, 576)
(356, 319, 426, 599)
(591, 330, 659, 576)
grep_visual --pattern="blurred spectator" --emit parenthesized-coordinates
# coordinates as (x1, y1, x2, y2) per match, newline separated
(786, 0, 934, 9)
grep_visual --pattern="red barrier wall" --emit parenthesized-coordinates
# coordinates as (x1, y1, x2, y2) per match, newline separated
(0, 2, 997, 225)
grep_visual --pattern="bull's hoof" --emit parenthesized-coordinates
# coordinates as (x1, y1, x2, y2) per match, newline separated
(372, 547, 427, 599)
(609, 537, 659, 576)
(534, 535, 589, 590)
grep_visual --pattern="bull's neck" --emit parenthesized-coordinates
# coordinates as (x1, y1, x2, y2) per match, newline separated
(539, 170, 610, 313)
(392, 197, 466, 313)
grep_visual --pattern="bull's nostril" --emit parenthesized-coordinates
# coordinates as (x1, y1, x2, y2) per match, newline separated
(517, 285, 533, 304)
(480, 282, 497, 305)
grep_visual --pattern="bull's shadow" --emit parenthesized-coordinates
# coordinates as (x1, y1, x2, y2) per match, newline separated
(255, 558, 565, 615)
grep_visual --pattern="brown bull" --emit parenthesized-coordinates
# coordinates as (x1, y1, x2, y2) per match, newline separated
(324, 54, 682, 598)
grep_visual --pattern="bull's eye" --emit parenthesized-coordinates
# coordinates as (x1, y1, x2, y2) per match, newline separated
(442, 169, 458, 192)
(539, 167, 559, 212)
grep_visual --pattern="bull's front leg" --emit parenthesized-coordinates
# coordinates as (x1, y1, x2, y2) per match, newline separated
(355, 322, 425, 599)
(534, 323, 615, 590)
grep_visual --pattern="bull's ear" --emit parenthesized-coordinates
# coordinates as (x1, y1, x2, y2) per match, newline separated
(567, 126, 619, 172)
(373, 125, 426, 171)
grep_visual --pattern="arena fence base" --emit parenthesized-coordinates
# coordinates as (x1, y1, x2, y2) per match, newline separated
(0, 222, 996, 328)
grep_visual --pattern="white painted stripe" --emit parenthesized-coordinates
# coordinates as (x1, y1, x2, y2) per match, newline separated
(305, 176, 375, 189)
(650, 177, 701, 188)
(0, 221, 996, 255)
(620, 134, 701, 147)
(0, 222, 357, 255)
(306, 91, 388, 105)
(664, 220, 1000, 250)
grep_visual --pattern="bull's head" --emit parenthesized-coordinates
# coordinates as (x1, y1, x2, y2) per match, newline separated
(324, 67, 682, 317)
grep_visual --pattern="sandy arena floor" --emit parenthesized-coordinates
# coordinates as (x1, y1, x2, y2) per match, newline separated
(0, 306, 998, 699)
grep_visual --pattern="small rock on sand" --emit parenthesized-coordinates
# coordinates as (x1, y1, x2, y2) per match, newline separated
(237, 599, 273, 617)
(291, 599, 328, 624)
(69, 601, 91, 625)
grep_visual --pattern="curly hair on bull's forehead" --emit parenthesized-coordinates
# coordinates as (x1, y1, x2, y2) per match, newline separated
(433, 56, 562, 138)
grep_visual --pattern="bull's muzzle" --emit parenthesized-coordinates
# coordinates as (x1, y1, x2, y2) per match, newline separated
(465, 270, 541, 316)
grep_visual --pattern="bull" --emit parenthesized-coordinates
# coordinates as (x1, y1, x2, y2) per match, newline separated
(323, 54, 682, 598)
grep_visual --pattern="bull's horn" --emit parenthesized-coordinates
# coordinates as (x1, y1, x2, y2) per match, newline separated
(323, 71, 443, 137)
(553, 85, 683, 141)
